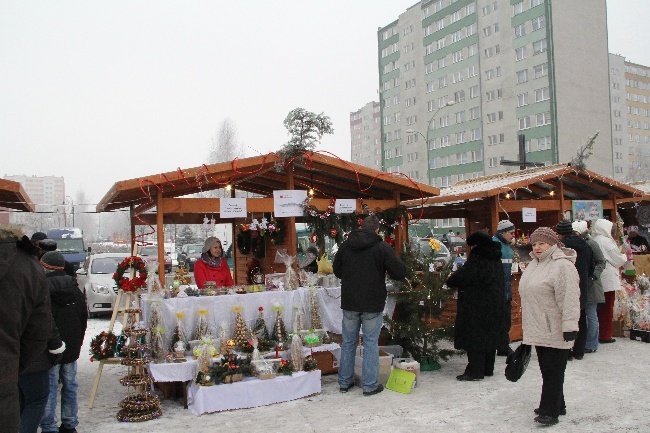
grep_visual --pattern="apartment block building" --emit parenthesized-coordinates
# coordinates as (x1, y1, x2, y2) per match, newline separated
(3, 174, 66, 227)
(350, 101, 382, 171)
(609, 55, 650, 182)
(377, 0, 613, 191)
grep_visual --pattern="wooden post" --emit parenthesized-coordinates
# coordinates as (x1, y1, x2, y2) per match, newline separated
(157, 189, 165, 284)
(393, 190, 403, 255)
(285, 163, 298, 269)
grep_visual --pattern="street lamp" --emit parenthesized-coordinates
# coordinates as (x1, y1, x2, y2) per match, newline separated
(406, 100, 455, 185)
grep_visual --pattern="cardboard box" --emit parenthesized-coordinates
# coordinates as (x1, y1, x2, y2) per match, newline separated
(354, 348, 393, 387)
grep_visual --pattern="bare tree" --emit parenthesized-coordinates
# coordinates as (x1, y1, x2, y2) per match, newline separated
(206, 118, 246, 198)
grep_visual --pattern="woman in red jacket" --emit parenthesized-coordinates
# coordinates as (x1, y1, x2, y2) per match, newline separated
(194, 237, 234, 289)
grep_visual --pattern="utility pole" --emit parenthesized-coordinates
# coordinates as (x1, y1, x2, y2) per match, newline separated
(500, 134, 545, 169)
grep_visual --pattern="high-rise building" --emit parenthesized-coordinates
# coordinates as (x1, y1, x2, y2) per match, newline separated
(377, 0, 613, 189)
(609, 55, 650, 182)
(350, 101, 382, 171)
(3, 174, 66, 228)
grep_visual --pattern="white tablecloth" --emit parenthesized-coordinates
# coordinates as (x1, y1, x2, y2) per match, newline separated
(147, 359, 198, 382)
(186, 370, 321, 415)
(142, 286, 396, 348)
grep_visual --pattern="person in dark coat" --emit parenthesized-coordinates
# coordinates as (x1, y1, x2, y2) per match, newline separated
(302, 246, 320, 274)
(446, 231, 504, 381)
(555, 220, 594, 360)
(333, 215, 407, 396)
(39, 252, 87, 433)
(0, 225, 54, 433)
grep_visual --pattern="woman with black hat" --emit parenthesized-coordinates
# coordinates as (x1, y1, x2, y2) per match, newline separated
(446, 231, 504, 381)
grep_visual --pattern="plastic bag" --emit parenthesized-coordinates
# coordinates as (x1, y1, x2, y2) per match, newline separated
(317, 254, 333, 275)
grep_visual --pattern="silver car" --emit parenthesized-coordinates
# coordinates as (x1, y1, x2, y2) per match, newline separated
(77, 252, 130, 317)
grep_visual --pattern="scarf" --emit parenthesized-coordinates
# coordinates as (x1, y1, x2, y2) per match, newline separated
(201, 251, 222, 268)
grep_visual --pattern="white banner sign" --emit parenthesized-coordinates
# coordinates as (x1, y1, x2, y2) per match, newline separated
(335, 199, 356, 214)
(273, 190, 307, 217)
(220, 198, 247, 218)
(522, 207, 537, 222)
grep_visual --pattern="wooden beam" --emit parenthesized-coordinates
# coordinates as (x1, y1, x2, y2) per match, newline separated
(156, 189, 165, 284)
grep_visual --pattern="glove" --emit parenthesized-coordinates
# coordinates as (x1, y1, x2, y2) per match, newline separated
(563, 331, 578, 342)
(48, 341, 66, 366)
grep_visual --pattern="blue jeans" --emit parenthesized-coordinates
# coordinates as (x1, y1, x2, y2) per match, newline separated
(18, 370, 50, 433)
(338, 310, 383, 392)
(40, 362, 79, 432)
(585, 302, 599, 351)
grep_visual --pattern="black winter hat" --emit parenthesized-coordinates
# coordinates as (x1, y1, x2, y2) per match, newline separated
(40, 251, 66, 271)
(31, 231, 47, 242)
(466, 231, 493, 248)
(555, 220, 575, 235)
(39, 239, 58, 252)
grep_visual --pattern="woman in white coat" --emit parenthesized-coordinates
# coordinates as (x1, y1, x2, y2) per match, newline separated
(590, 219, 626, 344)
(519, 227, 580, 426)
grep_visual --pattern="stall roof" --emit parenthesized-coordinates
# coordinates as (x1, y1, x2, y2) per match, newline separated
(0, 179, 35, 212)
(97, 152, 440, 212)
(402, 163, 645, 218)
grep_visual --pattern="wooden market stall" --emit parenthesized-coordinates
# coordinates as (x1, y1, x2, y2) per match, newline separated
(96, 151, 440, 284)
(0, 178, 36, 214)
(401, 163, 646, 341)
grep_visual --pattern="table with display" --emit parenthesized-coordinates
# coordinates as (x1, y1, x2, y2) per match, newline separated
(141, 286, 394, 413)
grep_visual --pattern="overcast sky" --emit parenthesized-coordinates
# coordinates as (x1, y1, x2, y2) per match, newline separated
(1, 0, 648, 207)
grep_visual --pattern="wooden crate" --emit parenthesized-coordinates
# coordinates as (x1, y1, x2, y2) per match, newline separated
(312, 351, 338, 375)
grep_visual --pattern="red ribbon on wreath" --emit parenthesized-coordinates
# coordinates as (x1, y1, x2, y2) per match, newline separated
(112, 256, 148, 292)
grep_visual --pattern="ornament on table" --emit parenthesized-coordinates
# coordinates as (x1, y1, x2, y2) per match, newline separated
(276, 249, 299, 290)
(169, 310, 188, 353)
(329, 227, 338, 238)
(219, 322, 228, 355)
(193, 308, 213, 341)
(250, 334, 261, 361)
(290, 333, 304, 372)
(145, 261, 166, 298)
(302, 330, 321, 348)
(150, 325, 166, 363)
(231, 305, 249, 347)
(292, 306, 303, 334)
(195, 336, 217, 376)
(173, 340, 187, 362)
(147, 298, 164, 335)
(271, 303, 287, 343)
(309, 232, 318, 244)
(252, 306, 270, 341)
(309, 286, 323, 330)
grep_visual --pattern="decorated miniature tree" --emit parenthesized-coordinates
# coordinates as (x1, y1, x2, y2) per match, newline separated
(290, 333, 304, 372)
(384, 237, 460, 369)
(271, 303, 287, 344)
(168, 311, 188, 353)
(252, 307, 270, 341)
(309, 287, 323, 330)
(194, 308, 213, 341)
(232, 306, 248, 347)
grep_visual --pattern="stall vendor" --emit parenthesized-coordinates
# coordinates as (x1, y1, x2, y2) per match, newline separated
(194, 237, 234, 289)
(627, 226, 649, 253)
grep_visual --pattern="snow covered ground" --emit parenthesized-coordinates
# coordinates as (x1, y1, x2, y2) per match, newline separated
(75, 317, 650, 433)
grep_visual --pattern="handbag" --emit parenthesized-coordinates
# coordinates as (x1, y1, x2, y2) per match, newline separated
(504, 343, 532, 382)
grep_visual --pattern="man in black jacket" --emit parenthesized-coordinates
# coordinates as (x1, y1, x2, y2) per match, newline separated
(0, 225, 54, 433)
(333, 215, 407, 396)
(556, 220, 594, 360)
(39, 251, 87, 433)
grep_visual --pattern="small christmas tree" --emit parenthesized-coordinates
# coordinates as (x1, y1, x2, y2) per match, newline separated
(232, 306, 248, 347)
(169, 311, 188, 353)
(194, 308, 213, 340)
(309, 287, 323, 330)
(271, 303, 287, 343)
(290, 333, 304, 372)
(384, 237, 460, 368)
(252, 307, 270, 341)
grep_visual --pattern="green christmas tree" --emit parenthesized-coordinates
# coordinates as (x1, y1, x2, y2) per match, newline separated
(384, 237, 460, 367)
(271, 304, 287, 344)
(253, 307, 270, 341)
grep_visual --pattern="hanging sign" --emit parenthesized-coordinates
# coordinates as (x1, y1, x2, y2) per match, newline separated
(335, 199, 356, 214)
(273, 190, 307, 217)
(220, 198, 247, 218)
(572, 200, 603, 221)
(522, 207, 537, 222)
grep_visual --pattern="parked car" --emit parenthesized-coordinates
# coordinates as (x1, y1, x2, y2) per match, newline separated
(177, 243, 204, 271)
(433, 233, 467, 256)
(138, 245, 172, 273)
(77, 252, 130, 317)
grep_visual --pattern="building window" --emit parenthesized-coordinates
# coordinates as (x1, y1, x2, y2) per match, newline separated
(518, 116, 531, 130)
(469, 106, 480, 119)
(535, 86, 550, 102)
(536, 111, 551, 126)
(513, 1, 524, 16)
(516, 69, 528, 84)
(470, 85, 479, 98)
(454, 90, 466, 102)
(531, 0, 544, 7)
(517, 92, 529, 107)
(538, 136, 551, 150)
(456, 132, 466, 144)
(515, 46, 527, 61)
(515, 23, 526, 38)
(532, 15, 546, 31)
(534, 62, 548, 78)
(533, 39, 548, 55)
(471, 128, 481, 140)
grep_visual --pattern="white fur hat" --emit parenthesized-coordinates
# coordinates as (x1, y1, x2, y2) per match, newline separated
(496, 220, 515, 233)
(572, 220, 589, 235)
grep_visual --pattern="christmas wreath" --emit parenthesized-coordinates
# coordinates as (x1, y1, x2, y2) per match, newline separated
(112, 256, 148, 292)
(89, 331, 118, 361)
